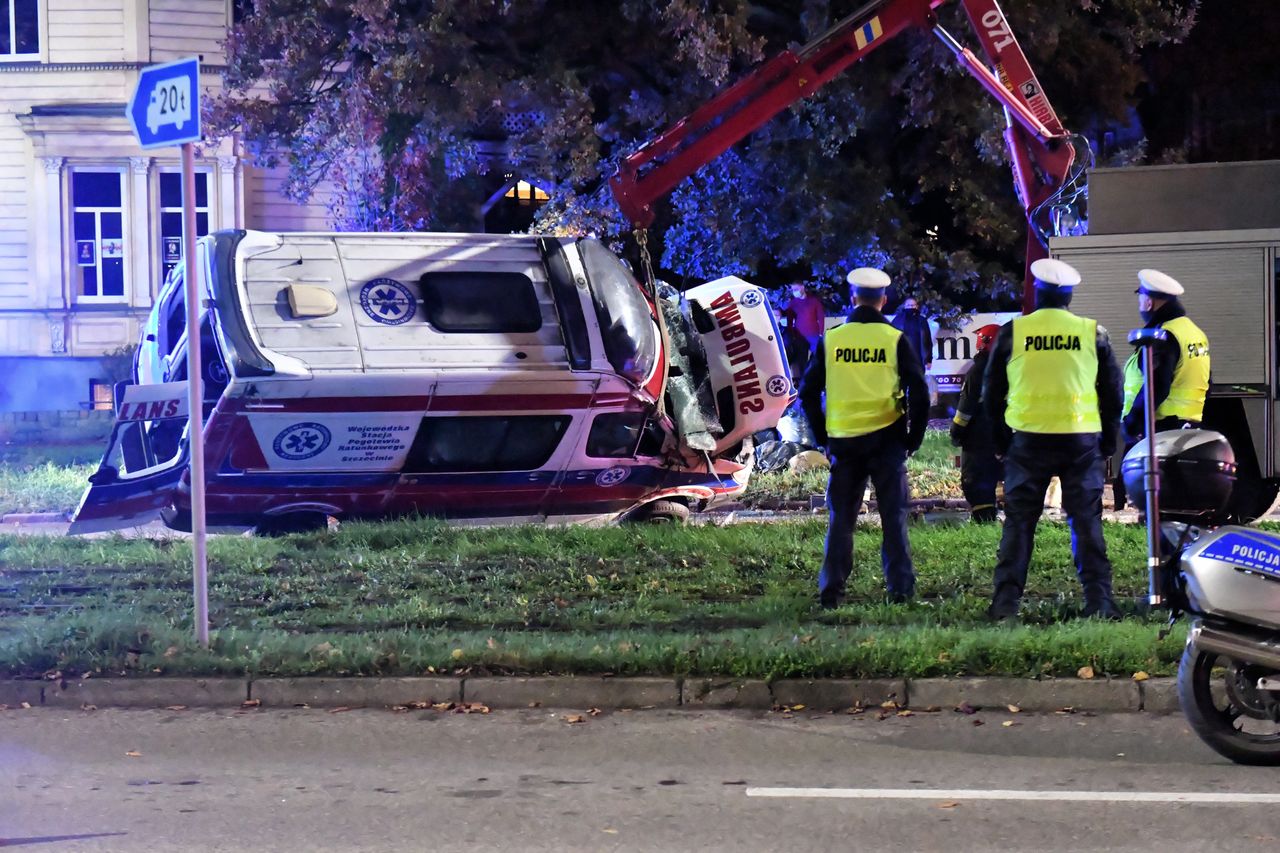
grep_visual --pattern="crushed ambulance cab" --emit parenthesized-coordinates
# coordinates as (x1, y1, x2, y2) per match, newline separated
(71, 230, 793, 534)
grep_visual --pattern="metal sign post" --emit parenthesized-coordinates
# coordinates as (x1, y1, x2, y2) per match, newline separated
(128, 57, 209, 647)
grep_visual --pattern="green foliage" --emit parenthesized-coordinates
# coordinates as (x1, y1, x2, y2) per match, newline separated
(98, 344, 137, 387)
(210, 0, 1197, 315)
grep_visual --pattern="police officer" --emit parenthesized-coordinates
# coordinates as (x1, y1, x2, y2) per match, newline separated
(1113, 269, 1210, 509)
(950, 323, 1003, 522)
(800, 268, 930, 608)
(983, 259, 1124, 621)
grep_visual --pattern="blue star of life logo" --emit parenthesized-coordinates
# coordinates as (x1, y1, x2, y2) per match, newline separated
(595, 466, 629, 487)
(273, 422, 332, 461)
(739, 289, 763, 308)
(766, 375, 791, 397)
(359, 278, 416, 326)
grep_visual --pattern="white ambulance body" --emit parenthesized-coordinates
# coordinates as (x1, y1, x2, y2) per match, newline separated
(72, 230, 794, 533)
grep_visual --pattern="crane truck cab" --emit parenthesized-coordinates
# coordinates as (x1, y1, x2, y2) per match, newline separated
(70, 229, 793, 534)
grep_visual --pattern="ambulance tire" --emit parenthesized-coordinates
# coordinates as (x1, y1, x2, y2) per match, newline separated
(627, 500, 691, 526)
(253, 512, 330, 537)
(161, 504, 192, 532)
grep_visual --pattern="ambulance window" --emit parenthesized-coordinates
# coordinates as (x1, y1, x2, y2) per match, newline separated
(586, 412, 645, 458)
(404, 415, 570, 472)
(419, 272, 542, 333)
(158, 269, 185, 356)
(578, 239, 657, 386)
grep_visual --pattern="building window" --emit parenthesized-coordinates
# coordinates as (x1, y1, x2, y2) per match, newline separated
(1, 0, 40, 59)
(504, 180, 549, 204)
(158, 171, 211, 278)
(89, 379, 114, 411)
(71, 170, 127, 302)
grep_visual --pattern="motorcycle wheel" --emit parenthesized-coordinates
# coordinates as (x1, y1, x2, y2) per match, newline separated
(1177, 642, 1280, 765)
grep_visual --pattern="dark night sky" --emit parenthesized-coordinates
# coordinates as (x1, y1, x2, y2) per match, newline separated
(1139, 0, 1280, 162)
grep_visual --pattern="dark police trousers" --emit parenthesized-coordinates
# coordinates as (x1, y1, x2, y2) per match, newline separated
(961, 442, 1002, 523)
(991, 432, 1114, 612)
(820, 428, 915, 601)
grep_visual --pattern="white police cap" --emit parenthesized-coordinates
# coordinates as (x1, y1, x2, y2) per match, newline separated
(1030, 258, 1082, 288)
(1137, 268, 1184, 297)
(845, 267, 891, 290)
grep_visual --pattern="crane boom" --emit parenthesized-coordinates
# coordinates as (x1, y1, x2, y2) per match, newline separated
(609, 0, 1089, 311)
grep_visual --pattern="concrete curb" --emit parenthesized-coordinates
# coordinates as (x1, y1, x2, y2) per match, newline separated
(252, 677, 461, 708)
(906, 677, 1142, 712)
(0, 676, 1182, 713)
(464, 676, 678, 709)
(1, 511, 69, 524)
(43, 678, 249, 708)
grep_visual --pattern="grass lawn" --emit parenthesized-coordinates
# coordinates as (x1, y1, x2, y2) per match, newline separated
(0, 440, 103, 515)
(0, 518, 1186, 681)
(741, 428, 960, 507)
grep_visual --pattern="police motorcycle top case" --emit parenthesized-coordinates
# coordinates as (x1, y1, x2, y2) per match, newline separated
(71, 230, 793, 533)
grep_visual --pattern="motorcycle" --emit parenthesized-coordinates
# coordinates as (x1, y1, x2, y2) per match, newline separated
(1125, 329, 1280, 765)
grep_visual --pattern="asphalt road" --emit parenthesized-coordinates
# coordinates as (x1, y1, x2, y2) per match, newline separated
(3, 707, 1280, 852)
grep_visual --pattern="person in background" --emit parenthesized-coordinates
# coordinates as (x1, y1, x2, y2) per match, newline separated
(891, 296, 934, 376)
(982, 259, 1124, 622)
(783, 282, 827, 352)
(1112, 269, 1210, 510)
(799, 268, 930, 609)
(950, 323, 1004, 522)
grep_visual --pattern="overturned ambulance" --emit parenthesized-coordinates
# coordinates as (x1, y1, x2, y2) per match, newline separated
(71, 230, 793, 534)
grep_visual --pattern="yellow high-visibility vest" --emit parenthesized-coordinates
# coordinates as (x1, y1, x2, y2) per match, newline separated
(1006, 309, 1101, 434)
(824, 322, 904, 438)
(1122, 315, 1209, 422)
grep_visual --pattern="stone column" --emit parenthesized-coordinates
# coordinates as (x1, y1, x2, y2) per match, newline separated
(217, 155, 241, 229)
(37, 157, 65, 310)
(129, 156, 153, 307)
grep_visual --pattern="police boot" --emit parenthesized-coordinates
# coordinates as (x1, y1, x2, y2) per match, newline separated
(970, 504, 999, 523)
(819, 590, 845, 610)
(986, 598, 1020, 624)
(1082, 595, 1123, 621)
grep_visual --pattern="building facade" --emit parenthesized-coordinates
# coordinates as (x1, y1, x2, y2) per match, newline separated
(0, 0, 328, 411)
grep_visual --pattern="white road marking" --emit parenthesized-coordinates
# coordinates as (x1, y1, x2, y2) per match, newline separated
(745, 788, 1280, 804)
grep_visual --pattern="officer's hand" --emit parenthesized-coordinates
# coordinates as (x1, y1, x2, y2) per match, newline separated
(949, 422, 967, 447)
(1100, 437, 1117, 458)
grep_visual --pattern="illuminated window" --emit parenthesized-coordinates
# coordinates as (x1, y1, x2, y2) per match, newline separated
(158, 171, 211, 278)
(89, 379, 114, 411)
(503, 180, 550, 205)
(71, 170, 127, 302)
(1, 0, 40, 59)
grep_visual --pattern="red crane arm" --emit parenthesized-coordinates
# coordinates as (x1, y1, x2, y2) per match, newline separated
(609, 0, 1086, 311)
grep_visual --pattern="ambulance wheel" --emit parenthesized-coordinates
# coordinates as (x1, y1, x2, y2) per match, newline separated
(161, 505, 192, 532)
(627, 500, 690, 526)
(253, 512, 329, 537)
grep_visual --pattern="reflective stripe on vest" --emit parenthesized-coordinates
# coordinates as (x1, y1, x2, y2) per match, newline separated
(1121, 316, 1209, 422)
(1007, 309, 1101, 434)
(824, 322, 903, 438)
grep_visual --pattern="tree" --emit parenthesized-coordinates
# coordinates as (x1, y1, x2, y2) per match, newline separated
(210, 0, 1198, 318)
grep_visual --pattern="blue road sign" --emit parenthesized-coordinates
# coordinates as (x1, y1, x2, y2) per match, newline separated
(127, 57, 201, 149)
